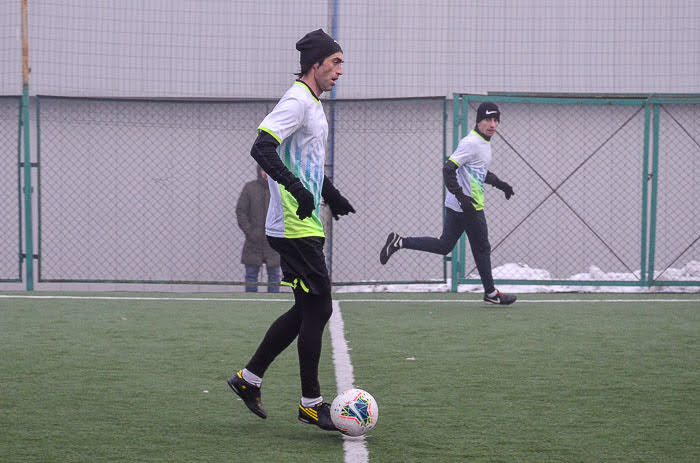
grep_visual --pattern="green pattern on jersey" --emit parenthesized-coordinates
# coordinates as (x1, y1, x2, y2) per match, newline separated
(279, 143, 323, 238)
(469, 175, 485, 210)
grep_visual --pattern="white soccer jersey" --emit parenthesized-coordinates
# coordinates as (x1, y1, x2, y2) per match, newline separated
(445, 129, 492, 212)
(257, 81, 327, 238)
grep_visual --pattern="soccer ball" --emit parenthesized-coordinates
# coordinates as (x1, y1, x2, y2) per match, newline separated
(330, 388, 379, 436)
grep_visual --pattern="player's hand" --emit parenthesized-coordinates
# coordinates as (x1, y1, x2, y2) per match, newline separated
(326, 194, 355, 220)
(287, 181, 315, 220)
(498, 182, 515, 200)
(457, 193, 478, 214)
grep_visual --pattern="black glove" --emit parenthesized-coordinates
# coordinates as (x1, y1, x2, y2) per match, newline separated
(327, 194, 355, 220)
(286, 180, 315, 220)
(496, 181, 515, 200)
(485, 171, 515, 200)
(456, 193, 478, 214)
(321, 175, 355, 220)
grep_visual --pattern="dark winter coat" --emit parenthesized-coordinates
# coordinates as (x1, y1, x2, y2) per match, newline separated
(236, 177, 280, 267)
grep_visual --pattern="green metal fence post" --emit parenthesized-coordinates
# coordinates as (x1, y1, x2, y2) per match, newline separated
(450, 95, 466, 292)
(647, 103, 661, 286)
(639, 102, 651, 284)
(21, 0, 33, 290)
(442, 97, 448, 283)
(21, 87, 33, 290)
(454, 95, 469, 292)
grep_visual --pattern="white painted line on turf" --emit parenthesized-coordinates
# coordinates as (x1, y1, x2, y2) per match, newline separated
(1, 294, 698, 304)
(330, 301, 356, 393)
(329, 300, 369, 463)
(335, 298, 700, 304)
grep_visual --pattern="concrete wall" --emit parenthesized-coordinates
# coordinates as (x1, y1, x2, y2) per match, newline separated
(1, 1, 698, 98)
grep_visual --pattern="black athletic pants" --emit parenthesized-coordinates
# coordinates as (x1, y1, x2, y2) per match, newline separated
(245, 236, 333, 399)
(402, 207, 496, 294)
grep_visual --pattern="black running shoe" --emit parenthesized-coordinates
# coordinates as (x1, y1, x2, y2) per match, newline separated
(484, 291, 517, 305)
(380, 232, 401, 265)
(298, 402, 338, 431)
(227, 370, 267, 419)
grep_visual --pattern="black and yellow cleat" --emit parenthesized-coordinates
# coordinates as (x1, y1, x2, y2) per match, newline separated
(227, 370, 267, 419)
(298, 402, 338, 431)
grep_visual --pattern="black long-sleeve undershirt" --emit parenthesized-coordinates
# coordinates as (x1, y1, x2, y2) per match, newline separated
(251, 130, 342, 201)
(444, 160, 503, 197)
(250, 131, 300, 189)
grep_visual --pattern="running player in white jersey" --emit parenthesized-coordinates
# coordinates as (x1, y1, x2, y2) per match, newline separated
(227, 29, 354, 431)
(380, 102, 517, 305)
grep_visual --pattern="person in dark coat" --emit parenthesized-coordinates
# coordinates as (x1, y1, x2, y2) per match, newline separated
(236, 166, 281, 292)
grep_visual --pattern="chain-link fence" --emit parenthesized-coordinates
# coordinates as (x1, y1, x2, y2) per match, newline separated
(34, 96, 447, 287)
(453, 94, 699, 288)
(36, 97, 277, 284)
(0, 97, 21, 282)
(8, 95, 697, 289)
(326, 98, 447, 285)
(651, 100, 700, 285)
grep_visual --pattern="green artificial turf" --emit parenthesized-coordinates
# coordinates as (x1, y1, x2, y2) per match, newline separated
(1, 292, 698, 462)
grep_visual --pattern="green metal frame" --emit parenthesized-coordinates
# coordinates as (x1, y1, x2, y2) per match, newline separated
(647, 103, 660, 285)
(20, 94, 697, 289)
(639, 103, 651, 287)
(33, 95, 450, 288)
(644, 95, 700, 286)
(34, 96, 281, 287)
(21, 88, 34, 290)
(450, 93, 700, 291)
(35, 96, 42, 285)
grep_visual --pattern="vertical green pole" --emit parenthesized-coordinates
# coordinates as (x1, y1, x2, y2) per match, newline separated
(21, 0, 33, 290)
(21, 88, 33, 290)
(442, 97, 447, 283)
(647, 104, 660, 286)
(458, 98, 468, 287)
(16, 99, 23, 280)
(639, 102, 650, 284)
(453, 96, 469, 292)
(450, 96, 462, 292)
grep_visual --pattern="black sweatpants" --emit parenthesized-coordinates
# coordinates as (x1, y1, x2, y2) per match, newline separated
(245, 236, 333, 399)
(401, 207, 496, 294)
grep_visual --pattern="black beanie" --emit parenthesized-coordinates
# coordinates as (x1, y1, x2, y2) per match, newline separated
(476, 102, 500, 123)
(296, 29, 342, 70)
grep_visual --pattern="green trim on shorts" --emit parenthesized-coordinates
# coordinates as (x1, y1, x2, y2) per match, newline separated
(281, 278, 310, 293)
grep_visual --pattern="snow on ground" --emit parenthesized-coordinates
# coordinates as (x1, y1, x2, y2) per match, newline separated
(335, 261, 700, 294)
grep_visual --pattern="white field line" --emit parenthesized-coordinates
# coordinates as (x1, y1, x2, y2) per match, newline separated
(335, 298, 700, 303)
(329, 300, 369, 463)
(0, 294, 698, 304)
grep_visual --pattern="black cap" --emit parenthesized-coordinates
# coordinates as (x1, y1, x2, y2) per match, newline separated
(476, 102, 500, 123)
(296, 29, 342, 70)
